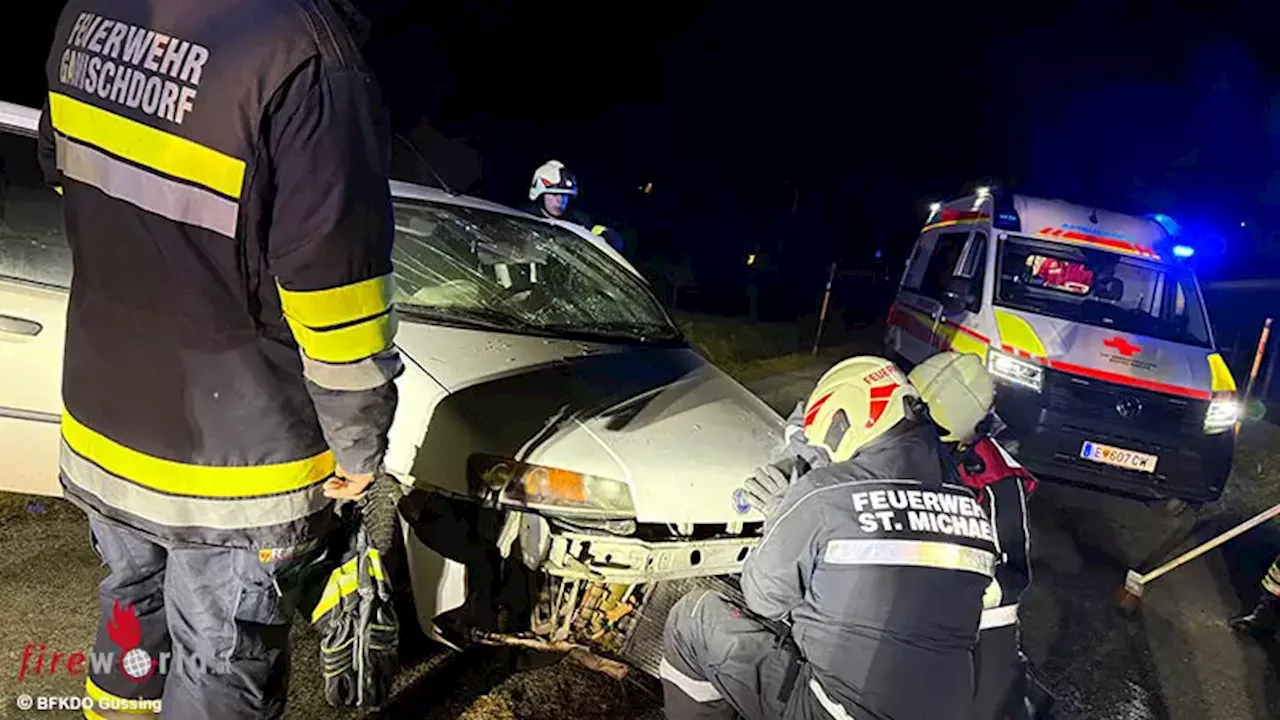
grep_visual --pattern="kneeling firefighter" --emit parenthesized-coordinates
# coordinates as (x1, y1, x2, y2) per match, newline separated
(906, 353, 1053, 720)
(660, 356, 998, 720)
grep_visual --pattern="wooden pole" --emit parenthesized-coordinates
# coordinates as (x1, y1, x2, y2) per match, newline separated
(812, 262, 837, 355)
(1238, 317, 1272, 433)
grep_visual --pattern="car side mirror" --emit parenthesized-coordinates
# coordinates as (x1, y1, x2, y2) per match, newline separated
(942, 276, 975, 313)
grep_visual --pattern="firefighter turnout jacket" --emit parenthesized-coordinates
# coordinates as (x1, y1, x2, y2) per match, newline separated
(741, 422, 999, 719)
(38, 0, 402, 549)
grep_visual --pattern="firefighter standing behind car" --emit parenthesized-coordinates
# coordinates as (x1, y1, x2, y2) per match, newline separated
(527, 159, 625, 253)
(661, 357, 997, 720)
(38, 1, 400, 718)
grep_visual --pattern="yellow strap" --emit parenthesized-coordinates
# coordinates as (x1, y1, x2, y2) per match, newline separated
(62, 412, 334, 498)
(48, 92, 245, 199)
(312, 557, 360, 623)
(367, 547, 386, 582)
(85, 677, 160, 715)
(286, 311, 395, 364)
(277, 274, 394, 330)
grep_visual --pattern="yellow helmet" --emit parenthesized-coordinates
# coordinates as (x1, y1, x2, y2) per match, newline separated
(803, 356, 919, 463)
(907, 352, 995, 445)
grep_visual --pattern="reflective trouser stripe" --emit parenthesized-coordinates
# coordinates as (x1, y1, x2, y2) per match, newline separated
(1264, 560, 1280, 597)
(823, 539, 997, 577)
(301, 349, 401, 392)
(658, 657, 722, 702)
(84, 677, 160, 718)
(62, 412, 333, 498)
(311, 549, 388, 623)
(48, 92, 245, 198)
(980, 604, 1020, 630)
(56, 135, 239, 237)
(809, 678, 855, 720)
(61, 441, 330, 532)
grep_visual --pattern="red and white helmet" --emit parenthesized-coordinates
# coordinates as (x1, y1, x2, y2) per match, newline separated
(528, 160, 579, 201)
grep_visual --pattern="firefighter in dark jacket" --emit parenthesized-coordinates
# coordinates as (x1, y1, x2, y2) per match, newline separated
(907, 353, 1046, 720)
(527, 159, 625, 253)
(661, 356, 998, 720)
(38, 1, 400, 717)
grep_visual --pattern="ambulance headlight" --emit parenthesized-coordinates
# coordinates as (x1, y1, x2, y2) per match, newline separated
(1204, 395, 1239, 434)
(471, 455, 636, 519)
(987, 349, 1044, 393)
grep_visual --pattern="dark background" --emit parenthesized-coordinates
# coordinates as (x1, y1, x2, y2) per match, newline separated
(6, 1, 1280, 321)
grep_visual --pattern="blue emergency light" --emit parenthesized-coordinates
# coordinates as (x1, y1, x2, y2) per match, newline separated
(1172, 244, 1195, 258)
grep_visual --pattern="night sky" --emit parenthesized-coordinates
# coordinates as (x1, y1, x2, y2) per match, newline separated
(5, 1, 1280, 316)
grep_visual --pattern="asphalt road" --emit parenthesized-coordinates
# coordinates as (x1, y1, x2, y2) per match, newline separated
(2, 364, 1278, 719)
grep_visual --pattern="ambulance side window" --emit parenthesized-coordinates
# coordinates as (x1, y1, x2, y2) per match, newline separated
(916, 232, 969, 301)
(957, 233, 986, 312)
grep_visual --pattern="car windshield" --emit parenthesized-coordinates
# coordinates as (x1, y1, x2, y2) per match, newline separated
(391, 201, 680, 344)
(996, 235, 1212, 347)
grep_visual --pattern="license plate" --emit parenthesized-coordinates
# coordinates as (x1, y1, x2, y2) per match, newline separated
(1080, 441, 1158, 473)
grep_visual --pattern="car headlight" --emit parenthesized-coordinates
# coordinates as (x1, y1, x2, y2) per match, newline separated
(1204, 394, 1238, 434)
(987, 349, 1044, 393)
(470, 455, 636, 518)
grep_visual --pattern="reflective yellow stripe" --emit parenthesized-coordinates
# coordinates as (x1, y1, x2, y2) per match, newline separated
(62, 412, 334, 498)
(994, 309, 1047, 357)
(277, 274, 394, 329)
(287, 311, 396, 364)
(54, 184, 64, 196)
(367, 548, 386, 582)
(1207, 353, 1237, 393)
(823, 538, 996, 576)
(1263, 573, 1280, 597)
(312, 556, 360, 623)
(936, 323, 988, 358)
(85, 677, 160, 716)
(48, 92, 245, 198)
(591, 225, 606, 236)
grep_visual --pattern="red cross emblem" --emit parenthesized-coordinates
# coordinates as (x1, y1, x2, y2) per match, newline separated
(1103, 336, 1142, 357)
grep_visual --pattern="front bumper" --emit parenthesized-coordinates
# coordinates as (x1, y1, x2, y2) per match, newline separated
(994, 372, 1234, 503)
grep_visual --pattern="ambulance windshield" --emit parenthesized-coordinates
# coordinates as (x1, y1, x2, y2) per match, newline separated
(996, 236, 1212, 347)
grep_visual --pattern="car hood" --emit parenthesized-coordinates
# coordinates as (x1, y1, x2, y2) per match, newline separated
(394, 322, 783, 524)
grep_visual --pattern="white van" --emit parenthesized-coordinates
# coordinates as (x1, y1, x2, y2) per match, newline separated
(0, 101, 779, 676)
(886, 190, 1238, 505)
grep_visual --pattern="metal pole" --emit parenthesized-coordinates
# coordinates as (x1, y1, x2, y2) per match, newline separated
(812, 262, 837, 355)
(1238, 317, 1272, 433)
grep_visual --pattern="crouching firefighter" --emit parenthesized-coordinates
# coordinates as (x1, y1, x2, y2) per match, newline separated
(907, 353, 1052, 720)
(660, 356, 998, 720)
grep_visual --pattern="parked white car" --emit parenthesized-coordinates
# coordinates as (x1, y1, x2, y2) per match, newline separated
(0, 101, 782, 674)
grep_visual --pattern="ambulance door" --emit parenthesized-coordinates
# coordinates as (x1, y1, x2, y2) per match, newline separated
(935, 229, 990, 358)
(895, 229, 971, 363)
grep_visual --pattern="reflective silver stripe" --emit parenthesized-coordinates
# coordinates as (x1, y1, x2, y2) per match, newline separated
(809, 678, 855, 720)
(301, 349, 401, 391)
(823, 538, 996, 576)
(980, 604, 1019, 629)
(60, 441, 329, 531)
(56, 136, 239, 238)
(658, 658, 722, 702)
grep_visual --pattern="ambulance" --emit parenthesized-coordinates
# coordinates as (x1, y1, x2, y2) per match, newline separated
(885, 189, 1238, 505)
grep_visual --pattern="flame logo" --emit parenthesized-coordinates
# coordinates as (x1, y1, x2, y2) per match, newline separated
(106, 600, 141, 652)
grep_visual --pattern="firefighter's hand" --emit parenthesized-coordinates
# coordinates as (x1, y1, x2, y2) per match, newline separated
(324, 469, 375, 500)
(742, 463, 795, 517)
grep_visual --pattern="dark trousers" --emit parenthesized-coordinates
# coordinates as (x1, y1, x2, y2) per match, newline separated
(84, 514, 320, 720)
(972, 624, 1023, 720)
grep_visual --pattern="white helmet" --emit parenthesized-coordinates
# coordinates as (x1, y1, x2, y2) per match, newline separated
(907, 352, 995, 445)
(803, 356, 919, 463)
(528, 160, 579, 201)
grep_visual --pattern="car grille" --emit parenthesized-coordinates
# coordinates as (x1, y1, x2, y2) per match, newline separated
(1045, 371, 1206, 435)
(620, 575, 745, 676)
